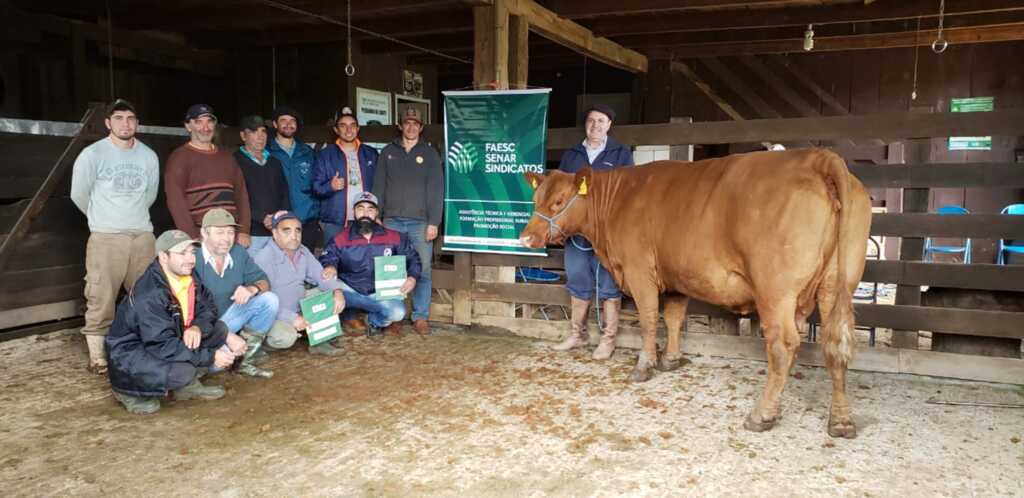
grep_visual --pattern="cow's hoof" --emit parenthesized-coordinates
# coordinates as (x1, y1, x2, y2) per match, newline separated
(827, 418, 858, 439)
(628, 367, 653, 383)
(655, 355, 688, 372)
(743, 412, 778, 433)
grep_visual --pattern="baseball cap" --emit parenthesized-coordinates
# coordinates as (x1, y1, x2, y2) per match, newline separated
(400, 107, 423, 124)
(239, 114, 267, 131)
(583, 103, 616, 122)
(270, 210, 300, 229)
(155, 230, 200, 253)
(106, 98, 137, 117)
(201, 208, 240, 228)
(271, 105, 302, 125)
(185, 103, 217, 122)
(352, 191, 379, 209)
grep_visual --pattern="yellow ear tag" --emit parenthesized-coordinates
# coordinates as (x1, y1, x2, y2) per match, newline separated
(577, 178, 588, 196)
(531, 178, 538, 189)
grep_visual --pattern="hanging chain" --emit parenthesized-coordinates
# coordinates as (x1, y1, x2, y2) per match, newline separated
(344, 0, 355, 76)
(911, 17, 921, 100)
(932, 0, 948, 53)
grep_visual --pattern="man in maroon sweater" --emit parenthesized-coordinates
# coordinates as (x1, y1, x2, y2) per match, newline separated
(165, 104, 253, 247)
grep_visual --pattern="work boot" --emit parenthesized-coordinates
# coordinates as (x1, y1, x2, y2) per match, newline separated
(592, 298, 622, 360)
(309, 340, 345, 356)
(413, 319, 431, 336)
(112, 390, 160, 415)
(552, 297, 591, 351)
(343, 318, 368, 336)
(236, 333, 273, 378)
(385, 322, 404, 337)
(366, 325, 384, 340)
(85, 335, 108, 374)
(172, 376, 225, 401)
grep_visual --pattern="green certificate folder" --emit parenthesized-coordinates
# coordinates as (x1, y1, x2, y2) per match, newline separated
(374, 255, 407, 301)
(300, 291, 341, 346)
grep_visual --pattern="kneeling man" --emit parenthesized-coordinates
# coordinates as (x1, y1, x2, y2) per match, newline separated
(106, 230, 246, 414)
(253, 211, 346, 356)
(320, 192, 420, 338)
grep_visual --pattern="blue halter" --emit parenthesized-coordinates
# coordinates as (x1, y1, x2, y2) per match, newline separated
(533, 194, 580, 239)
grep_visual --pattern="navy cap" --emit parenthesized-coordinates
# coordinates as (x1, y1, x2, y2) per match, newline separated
(106, 98, 137, 117)
(271, 105, 302, 125)
(185, 104, 217, 122)
(270, 210, 300, 229)
(583, 103, 616, 122)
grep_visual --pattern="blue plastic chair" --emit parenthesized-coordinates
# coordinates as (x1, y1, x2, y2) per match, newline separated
(923, 205, 971, 264)
(996, 204, 1024, 265)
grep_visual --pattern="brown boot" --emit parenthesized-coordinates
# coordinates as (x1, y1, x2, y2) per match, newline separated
(343, 318, 367, 337)
(552, 297, 591, 351)
(384, 322, 404, 337)
(592, 298, 621, 360)
(413, 319, 431, 336)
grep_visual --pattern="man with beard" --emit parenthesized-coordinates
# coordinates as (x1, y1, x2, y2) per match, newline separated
(253, 211, 347, 356)
(233, 115, 290, 255)
(319, 193, 420, 338)
(371, 107, 442, 335)
(165, 103, 252, 246)
(194, 209, 280, 378)
(106, 230, 247, 414)
(550, 104, 633, 360)
(71, 99, 160, 374)
(268, 106, 323, 253)
(312, 106, 379, 245)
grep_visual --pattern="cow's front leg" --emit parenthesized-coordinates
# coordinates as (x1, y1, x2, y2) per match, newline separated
(657, 293, 689, 371)
(627, 284, 660, 383)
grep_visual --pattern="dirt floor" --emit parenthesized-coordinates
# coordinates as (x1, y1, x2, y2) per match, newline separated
(1, 326, 1022, 497)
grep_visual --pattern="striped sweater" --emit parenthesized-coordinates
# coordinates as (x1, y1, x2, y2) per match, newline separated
(164, 143, 252, 238)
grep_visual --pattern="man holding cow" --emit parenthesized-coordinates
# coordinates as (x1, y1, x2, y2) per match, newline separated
(550, 104, 634, 360)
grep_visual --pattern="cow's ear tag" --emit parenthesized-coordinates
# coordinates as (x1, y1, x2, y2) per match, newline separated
(578, 178, 588, 196)
(531, 178, 538, 189)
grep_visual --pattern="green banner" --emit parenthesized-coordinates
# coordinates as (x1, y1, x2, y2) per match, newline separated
(949, 96, 993, 151)
(442, 89, 550, 255)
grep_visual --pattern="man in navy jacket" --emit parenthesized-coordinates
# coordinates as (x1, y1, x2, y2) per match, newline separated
(312, 107, 379, 246)
(320, 192, 421, 338)
(552, 104, 633, 360)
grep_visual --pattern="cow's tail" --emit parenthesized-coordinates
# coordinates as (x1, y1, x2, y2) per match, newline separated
(821, 151, 856, 367)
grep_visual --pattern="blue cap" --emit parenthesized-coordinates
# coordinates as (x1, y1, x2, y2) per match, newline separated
(270, 210, 300, 229)
(185, 103, 217, 122)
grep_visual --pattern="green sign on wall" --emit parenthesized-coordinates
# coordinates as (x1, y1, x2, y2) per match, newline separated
(442, 89, 550, 255)
(949, 97, 994, 151)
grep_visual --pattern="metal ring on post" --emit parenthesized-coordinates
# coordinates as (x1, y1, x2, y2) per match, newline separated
(344, 64, 356, 76)
(931, 38, 948, 53)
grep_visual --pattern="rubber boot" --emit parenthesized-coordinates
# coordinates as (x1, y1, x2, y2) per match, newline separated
(85, 335, 108, 374)
(592, 298, 621, 360)
(172, 368, 226, 400)
(236, 333, 274, 378)
(552, 297, 591, 351)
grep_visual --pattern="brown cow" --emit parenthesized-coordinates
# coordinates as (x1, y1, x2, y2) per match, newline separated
(520, 149, 871, 438)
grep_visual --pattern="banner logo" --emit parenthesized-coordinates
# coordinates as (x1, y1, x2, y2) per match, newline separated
(447, 141, 479, 174)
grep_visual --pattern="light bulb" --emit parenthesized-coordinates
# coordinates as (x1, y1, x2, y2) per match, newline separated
(803, 24, 814, 51)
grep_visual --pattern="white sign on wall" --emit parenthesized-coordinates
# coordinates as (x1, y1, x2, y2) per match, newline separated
(355, 87, 392, 126)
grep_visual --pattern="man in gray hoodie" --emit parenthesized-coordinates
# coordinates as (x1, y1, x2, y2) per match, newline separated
(71, 99, 160, 374)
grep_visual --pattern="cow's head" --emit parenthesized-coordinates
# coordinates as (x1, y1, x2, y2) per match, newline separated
(519, 167, 593, 248)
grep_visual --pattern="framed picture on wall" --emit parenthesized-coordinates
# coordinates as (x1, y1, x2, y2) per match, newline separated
(355, 87, 392, 126)
(395, 94, 431, 125)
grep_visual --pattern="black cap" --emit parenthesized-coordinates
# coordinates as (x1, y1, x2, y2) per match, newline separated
(583, 103, 616, 122)
(185, 104, 217, 122)
(239, 114, 267, 131)
(271, 105, 302, 125)
(106, 98, 137, 117)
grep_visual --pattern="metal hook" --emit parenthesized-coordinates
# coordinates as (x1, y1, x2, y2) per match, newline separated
(931, 38, 948, 53)
(345, 64, 356, 76)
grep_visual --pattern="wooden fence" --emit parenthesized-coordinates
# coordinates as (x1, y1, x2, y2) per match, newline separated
(1, 107, 1022, 384)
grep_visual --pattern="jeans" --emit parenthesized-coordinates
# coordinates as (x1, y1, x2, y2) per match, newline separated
(338, 281, 406, 328)
(383, 217, 432, 320)
(322, 221, 344, 248)
(218, 292, 279, 335)
(564, 236, 621, 301)
(247, 236, 272, 257)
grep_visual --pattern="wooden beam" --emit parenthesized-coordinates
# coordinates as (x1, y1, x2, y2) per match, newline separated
(509, 0, 647, 73)
(473, 6, 497, 86)
(545, 0, 803, 19)
(509, 14, 529, 88)
(767, 54, 850, 116)
(699, 57, 781, 119)
(863, 260, 1024, 293)
(735, 56, 816, 117)
(583, 0, 1024, 36)
(642, 22, 1024, 57)
(0, 106, 102, 274)
(669, 61, 746, 121)
(850, 163, 1024, 188)
(871, 213, 1024, 239)
(547, 108, 1024, 148)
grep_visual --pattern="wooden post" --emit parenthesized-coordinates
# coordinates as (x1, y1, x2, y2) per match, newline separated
(452, 253, 473, 325)
(71, 25, 90, 111)
(509, 14, 528, 89)
(892, 138, 930, 349)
